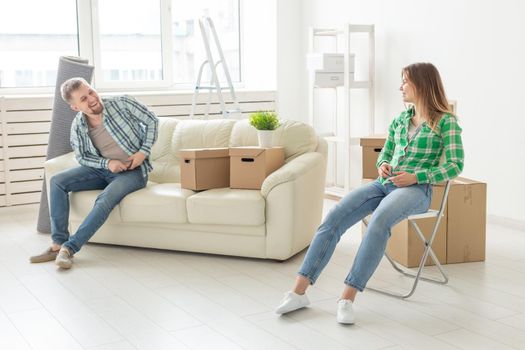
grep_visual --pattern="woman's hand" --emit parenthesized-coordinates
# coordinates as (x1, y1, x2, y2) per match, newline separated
(389, 171, 417, 187)
(378, 163, 392, 179)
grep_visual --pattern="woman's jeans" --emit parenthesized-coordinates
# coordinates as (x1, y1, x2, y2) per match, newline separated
(298, 180, 432, 291)
(50, 166, 147, 254)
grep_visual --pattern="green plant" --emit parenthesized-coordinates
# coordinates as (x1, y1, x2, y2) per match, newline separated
(249, 111, 280, 130)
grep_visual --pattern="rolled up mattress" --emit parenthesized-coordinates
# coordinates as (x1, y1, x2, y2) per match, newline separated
(37, 56, 94, 233)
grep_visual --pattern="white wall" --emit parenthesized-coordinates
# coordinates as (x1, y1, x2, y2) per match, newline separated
(275, 0, 304, 121)
(242, 0, 277, 91)
(275, 0, 525, 221)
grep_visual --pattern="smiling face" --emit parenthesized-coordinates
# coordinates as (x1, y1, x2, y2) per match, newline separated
(399, 72, 417, 104)
(69, 83, 104, 116)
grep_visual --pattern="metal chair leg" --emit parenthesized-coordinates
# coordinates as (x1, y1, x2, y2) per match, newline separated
(363, 217, 449, 299)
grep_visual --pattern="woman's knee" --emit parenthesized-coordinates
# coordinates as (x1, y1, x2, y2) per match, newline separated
(366, 215, 392, 239)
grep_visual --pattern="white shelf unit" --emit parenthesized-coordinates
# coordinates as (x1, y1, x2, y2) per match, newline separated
(307, 24, 375, 198)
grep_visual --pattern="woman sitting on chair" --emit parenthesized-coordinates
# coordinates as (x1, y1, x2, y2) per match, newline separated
(276, 62, 464, 324)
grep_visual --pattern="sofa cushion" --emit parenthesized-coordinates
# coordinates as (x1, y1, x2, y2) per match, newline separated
(172, 119, 236, 164)
(276, 120, 318, 161)
(186, 188, 265, 226)
(149, 118, 179, 183)
(229, 119, 318, 161)
(120, 183, 195, 224)
(229, 119, 259, 147)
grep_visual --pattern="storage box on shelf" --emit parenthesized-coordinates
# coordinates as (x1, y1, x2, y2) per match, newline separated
(306, 53, 355, 88)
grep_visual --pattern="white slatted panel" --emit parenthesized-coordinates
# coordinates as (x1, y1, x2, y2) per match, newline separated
(10, 169, 44, 182)
(10, 180, 43, 194)
(10, 192, 42, 205)
(0, 90, 276, 206)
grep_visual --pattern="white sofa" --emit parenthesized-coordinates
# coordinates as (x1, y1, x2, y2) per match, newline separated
(45, 118, 327, 260)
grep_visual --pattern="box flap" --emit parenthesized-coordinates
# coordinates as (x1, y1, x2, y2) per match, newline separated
(229, 147, 265, 157)
(451, 177, 486, 186)
(180, 148, 229, 159)
(431, 177, 486, 188)
(360, 135, 387, 147)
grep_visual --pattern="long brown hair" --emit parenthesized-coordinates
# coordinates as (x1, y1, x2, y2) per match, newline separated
(402, 63, 452, 131)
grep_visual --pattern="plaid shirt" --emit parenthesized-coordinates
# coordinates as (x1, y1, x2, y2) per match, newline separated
(376, 107, 464, 185)
(70, 95, 159, 178)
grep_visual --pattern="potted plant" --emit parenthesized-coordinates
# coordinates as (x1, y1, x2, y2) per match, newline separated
(249, 111, 280, 148)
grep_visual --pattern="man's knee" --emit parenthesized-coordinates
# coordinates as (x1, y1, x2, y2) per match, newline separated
(95, 189, 123, 208)
(50, 173, 66, 191)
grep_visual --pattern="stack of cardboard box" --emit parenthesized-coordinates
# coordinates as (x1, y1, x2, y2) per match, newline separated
(179, 147, 284, 191)
(360, 136, 486, 267)
(306, 53, 354, 88)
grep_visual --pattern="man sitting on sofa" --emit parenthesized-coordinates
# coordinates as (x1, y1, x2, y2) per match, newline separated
(30, 77, 159, 269)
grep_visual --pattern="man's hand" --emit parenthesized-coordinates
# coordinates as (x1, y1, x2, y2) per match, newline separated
(108, 160, 129, 173)
(378, 163, 392, 179)
(127, 151, 146, 170)
(389, 171, 418, 187)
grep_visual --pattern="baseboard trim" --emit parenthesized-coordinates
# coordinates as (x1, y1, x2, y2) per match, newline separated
(488, 215, 525, 231)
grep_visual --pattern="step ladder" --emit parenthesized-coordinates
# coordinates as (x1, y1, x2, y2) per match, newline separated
(190, 16, 241, 119)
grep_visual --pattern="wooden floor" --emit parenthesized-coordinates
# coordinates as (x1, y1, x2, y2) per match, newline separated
(1, 201, 525, 350)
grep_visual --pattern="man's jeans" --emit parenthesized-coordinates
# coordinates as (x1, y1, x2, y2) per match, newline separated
(298, 180, 432, 291)
(50, 166, 147, 254)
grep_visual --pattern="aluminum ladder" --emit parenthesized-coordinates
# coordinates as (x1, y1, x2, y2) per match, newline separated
(190, 16, 241, 119)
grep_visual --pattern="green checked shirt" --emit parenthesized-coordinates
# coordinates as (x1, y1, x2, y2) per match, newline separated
(70, 95, 159, 178)
(376, 107, 464, 185)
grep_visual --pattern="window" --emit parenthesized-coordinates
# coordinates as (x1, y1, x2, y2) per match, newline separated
(171, 0, 240, 84)
(94, 0, 163, 83)
(0, 0, 240, 91)
(0, 0, 78, 88)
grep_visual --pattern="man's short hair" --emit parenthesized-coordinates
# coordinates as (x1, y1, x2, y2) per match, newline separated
(60, 77, 90, 103)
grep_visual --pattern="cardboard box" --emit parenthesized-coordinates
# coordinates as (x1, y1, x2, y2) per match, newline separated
(360, 135, 387, 179)
(180, 148, 230, 191)
(361, 178, 487, 267)
(313, 71, 346, 88)
(306, 53, 353, 72)
(386, 184, 448, 267)
(446, 178, 486, 264)
(229, 147, 285, 190)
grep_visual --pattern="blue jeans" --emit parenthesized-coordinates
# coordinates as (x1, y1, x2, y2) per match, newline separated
(49, 166, 147, 254)
(298, 180, 432, 291)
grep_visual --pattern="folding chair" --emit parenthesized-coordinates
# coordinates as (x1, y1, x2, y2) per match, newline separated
(362, 180, 452, 299)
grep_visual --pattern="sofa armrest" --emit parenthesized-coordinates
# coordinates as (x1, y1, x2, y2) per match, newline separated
(43, 152, 78, 207)
(263, 151, 327, 260)
(44, 152, 78, 179)
(261, 152, 324, 198)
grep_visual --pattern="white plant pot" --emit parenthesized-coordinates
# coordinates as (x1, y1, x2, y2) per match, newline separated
(257, 130, 274, 148)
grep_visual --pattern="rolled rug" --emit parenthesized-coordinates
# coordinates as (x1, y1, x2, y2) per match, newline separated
(37, 56, 94, 234)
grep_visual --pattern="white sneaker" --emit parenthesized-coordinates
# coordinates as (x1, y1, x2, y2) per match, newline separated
(336, 299, 355, 324)
(276, 291, 310, 314)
